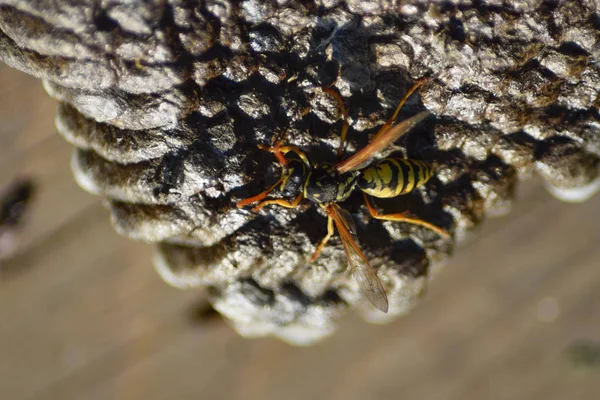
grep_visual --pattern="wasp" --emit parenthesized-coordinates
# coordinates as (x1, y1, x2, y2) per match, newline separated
(236, 78, 449, 313)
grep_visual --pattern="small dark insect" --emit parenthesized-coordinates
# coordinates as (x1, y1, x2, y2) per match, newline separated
(188, 299, 223, 326)
(566, 341, 600, 369)
(237, 79, 449, 313)
(0, 178, 35, 260)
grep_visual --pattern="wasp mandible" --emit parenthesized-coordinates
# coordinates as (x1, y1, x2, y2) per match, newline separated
(236, 78, 450, 313)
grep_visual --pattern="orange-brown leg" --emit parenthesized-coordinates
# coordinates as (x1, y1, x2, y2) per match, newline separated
(252, 193, 304, 212)
(323, 87, 350, 159)
(363, 193, 449, 238)
(311, 216, 335, 262)
(258, 142, 311, 167)
(237, 140, 311, 208)
(369, 77, 430, 145)
(236, 177, 285, 208)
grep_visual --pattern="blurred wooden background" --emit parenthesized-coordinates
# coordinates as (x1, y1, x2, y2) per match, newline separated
(0, 64, 599, 400)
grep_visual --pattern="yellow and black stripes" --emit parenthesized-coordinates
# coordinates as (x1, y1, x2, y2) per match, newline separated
(357, 158, 434, 198)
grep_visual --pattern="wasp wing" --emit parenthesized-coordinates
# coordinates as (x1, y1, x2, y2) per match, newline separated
(326, 204, 389, 312)
(336, 110, 431, 173)
(333, 203, 357, 236)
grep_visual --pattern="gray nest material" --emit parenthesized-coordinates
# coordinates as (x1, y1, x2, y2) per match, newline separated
(1, 0, 599, 345)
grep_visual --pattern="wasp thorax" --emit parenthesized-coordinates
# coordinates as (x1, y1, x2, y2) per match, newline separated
(303, 163, 359, 204)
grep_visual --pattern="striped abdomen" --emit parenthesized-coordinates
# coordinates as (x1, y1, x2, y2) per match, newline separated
(357, 158, 434, 198)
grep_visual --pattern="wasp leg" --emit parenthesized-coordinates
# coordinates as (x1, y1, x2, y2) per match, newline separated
(323, 87, 349, 159)
(252, 193, 304, 212)
(363, 193, 449, 238)
(236, 176, 285, 208)
(257, 141, 288, 166)
(258, 142, 311, 167)
(370, 77, 430, 145)
(311, 215, 335, 262)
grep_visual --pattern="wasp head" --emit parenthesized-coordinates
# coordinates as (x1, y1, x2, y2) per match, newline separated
(280, 159, 308, 197)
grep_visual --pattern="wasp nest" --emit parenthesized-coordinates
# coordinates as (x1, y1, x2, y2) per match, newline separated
(1, 0, 599, 345)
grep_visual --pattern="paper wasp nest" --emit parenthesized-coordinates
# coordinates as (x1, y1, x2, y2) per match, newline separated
(1, 0, 599, 344)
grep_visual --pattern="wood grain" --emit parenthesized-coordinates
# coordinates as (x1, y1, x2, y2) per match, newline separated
(0, 64, 598, 400)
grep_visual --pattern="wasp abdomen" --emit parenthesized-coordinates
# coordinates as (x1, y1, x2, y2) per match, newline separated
(357, 158, 434, 198)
